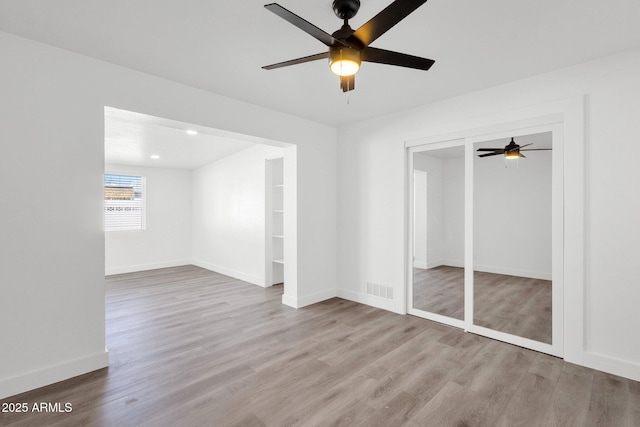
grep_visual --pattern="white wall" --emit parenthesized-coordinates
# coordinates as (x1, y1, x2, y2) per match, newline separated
(442, 157, 465, 267)
(413, 154, 444, 268)
(0, 31, 337, 399)
(413, 152, 465, 269)
(474, 149, 552, 279)
(412, 170, 428, 268)
(337, 47, 640, 381)
(191, 145, 283, 286)
(105, 164, 192, 275)
(414, 147, 552, 278)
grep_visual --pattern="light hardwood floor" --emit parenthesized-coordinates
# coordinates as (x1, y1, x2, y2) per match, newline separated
(413, 266, 552, 343)
(1, 265, 638, 426)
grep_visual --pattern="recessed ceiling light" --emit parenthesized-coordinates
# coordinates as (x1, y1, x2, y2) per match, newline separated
(150, 154, 160, 159)
(186, 129, 198, 135)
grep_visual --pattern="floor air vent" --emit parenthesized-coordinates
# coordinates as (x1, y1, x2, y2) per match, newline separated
(367, 282, 394, 299)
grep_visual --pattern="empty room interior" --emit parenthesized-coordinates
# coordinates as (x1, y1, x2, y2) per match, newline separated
(1, 0, 640, 425)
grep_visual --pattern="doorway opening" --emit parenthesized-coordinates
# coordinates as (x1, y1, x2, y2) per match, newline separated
(103, 106, 297, 298)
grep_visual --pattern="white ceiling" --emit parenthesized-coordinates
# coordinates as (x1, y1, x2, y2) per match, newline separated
(2, 1, 640, 127)
(105, 107, 256, 170)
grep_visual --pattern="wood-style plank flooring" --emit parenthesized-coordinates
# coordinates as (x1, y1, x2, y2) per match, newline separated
(413, 266, 552, 343)
(413, 266, 465, 319)
(1, 265, 638, 426)
(474, 270, 552, 344)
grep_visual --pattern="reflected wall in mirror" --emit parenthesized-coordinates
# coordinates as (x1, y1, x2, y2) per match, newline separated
(473, 132, 553, 343)
(413, 146, 465, 319)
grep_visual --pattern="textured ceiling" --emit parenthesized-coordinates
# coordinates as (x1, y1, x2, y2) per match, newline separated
(2, 0, 640, 126)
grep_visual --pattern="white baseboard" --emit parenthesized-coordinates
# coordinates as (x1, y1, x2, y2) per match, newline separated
(423, 261, 551, 280)
(442, 259, 464, 268)
(0, 350, 109, 400)
(281, 289, 336, 309)
(427, 259, 444, 269)
(105, 259, 190, 276)
(281, 293, 298, 308)
(414, 261, 428, 269)
(474, 264, 551, 280)
(582, 351, 640, 382)
(192, 259, 264, 287)
(336, 288, 401, 314)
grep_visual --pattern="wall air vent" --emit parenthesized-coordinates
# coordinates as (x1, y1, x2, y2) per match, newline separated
(367, 282, 394, 300)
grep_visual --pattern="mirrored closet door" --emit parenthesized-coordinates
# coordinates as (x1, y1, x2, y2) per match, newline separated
(473, 132, 554, 344)
(408, 142, 466, 327)
(408, 125, 563, 357)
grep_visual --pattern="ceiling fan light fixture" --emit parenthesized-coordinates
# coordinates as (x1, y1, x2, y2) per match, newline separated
(329, 47, 361, 77)
(504, 150, 522, 159)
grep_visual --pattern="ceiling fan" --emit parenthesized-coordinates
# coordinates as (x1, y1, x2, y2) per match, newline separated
(262, 0, 435, 92)
(476, 138, 552, 159)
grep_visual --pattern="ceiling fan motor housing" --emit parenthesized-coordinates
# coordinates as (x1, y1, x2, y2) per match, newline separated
(332, 0, 361, 20)
(263, 0, 435, 93)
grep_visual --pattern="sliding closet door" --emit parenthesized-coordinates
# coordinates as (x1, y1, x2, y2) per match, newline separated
(467, 126, 564, 357)
(407, 124, 563, 357)
(408, 142, 466, 329)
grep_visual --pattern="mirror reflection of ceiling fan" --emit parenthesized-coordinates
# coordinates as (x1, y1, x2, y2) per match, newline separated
(476, 138, 552, 159)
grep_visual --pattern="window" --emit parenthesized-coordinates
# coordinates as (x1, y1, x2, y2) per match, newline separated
(104, 174, 145, 231)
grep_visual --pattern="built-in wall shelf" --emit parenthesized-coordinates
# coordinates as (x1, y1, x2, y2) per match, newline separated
(266, 157, 285, 286)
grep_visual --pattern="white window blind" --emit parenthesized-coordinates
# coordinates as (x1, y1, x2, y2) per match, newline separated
(104, 174, 145, 231)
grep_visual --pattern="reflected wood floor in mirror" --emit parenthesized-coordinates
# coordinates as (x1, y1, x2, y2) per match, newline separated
(474, 270, 552, 344)
(413, 266, 464, 320)
(2, 266, 637, 426)
(413, 266, 551, 344)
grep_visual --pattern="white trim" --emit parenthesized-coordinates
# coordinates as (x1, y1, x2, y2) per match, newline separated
(464, 140, 474, 329)
(427, 261, 441, 269)
(265, 158, 275, 287)
(404, 96, 584, 362)
(404, 112, 565, 148)
(417, 260, 548, 279)
(282, 145, 298, 307)
(468, 325, 560, 357)
(582, 351, 640, 383)
(281, 293, 298, 308)
(337, 288, 400, 314)
(0, 350, 109, 400)
(283, 289, 337, 309)
(473, 264, 552, 281)
(408, 307, 466, 330)
(442, 259, 464, 268)
(192, 259, 264, 287)
(105, 260, 190, 276)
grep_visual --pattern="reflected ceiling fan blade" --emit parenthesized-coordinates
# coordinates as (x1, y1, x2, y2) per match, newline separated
(520, 148, 553, 151)
(361, 47, 434, 70)
(478, 152, 503, 158)
(477, 148, 505, 151)
(517, 143, 533, 149)
(351, 0, 429, 47)
(262, 52, 329, 70)
(264, 3, 345, 47)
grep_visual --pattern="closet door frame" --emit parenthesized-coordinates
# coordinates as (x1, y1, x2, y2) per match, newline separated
(407, 139, 467, 331)
(404, 98, 585, 360)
